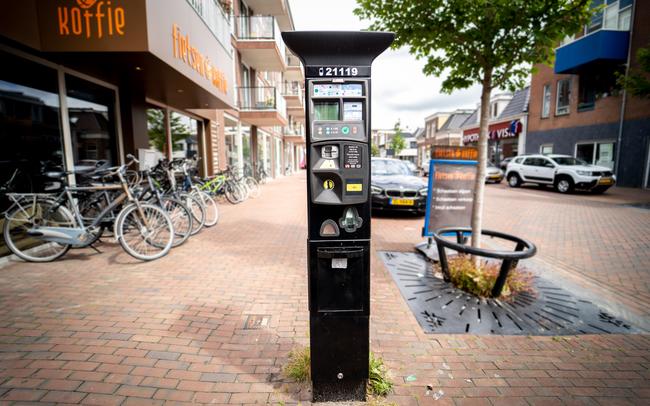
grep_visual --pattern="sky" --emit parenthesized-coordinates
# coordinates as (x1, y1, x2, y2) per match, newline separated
(288, 0, 482, 132)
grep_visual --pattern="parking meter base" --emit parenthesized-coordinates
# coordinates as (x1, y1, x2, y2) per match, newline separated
(310, 314, 369, 402)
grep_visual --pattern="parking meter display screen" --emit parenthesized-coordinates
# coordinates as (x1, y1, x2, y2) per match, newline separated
(313, 101, 340, 121)
(343, 102, 363, 121)
(313, 84, 363, 97)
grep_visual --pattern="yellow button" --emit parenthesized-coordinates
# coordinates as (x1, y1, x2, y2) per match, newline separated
(346, 183, 362, 192)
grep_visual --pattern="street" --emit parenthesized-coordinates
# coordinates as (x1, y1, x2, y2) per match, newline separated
(0, 173, 649, 405)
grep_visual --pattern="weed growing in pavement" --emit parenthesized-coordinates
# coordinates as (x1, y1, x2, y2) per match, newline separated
(368, 352, 393, 397)
(283, 346, 311, 383)
(282, 348, 394, 398)
(440, 255, 533, 299)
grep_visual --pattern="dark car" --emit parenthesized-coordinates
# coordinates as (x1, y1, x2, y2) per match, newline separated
(499, 157, 513, 171)
(371, 158, 427, 215)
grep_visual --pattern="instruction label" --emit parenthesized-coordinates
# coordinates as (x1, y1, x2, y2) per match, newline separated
(344, 145, 362, 169)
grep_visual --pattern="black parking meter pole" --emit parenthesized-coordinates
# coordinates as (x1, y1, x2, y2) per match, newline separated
(282, 31, 394, 402)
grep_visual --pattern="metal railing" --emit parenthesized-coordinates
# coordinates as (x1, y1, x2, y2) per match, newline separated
(237, 86, 286, 115)
(234, 16, 286, 59)
(185, 0, 232, 52)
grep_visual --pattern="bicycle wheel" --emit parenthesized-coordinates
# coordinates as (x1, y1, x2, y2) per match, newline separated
(192, 190, 219, 227)
(160, 197, 192, 247)
(224, 182, 242, 204)
(245, 177, 261, 198)
(115, 203, 173, 261)
(3, 198, 74, 262)
(179, 192, 205, 235)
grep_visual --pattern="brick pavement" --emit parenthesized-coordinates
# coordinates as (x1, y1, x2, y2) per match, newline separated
(0, 173, 648, 405)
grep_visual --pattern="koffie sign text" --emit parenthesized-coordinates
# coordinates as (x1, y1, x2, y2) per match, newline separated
(424, 163, 477, 235)
(57, 0, 125, 38)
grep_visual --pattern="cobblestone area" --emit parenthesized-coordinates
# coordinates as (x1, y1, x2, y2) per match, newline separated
(0, 173, 648, 405)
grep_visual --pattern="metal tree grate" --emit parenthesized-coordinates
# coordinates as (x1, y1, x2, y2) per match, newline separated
(380, 251, 636, 335)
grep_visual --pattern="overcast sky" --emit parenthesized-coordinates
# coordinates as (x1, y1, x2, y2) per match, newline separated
(287, 0, 482, 132)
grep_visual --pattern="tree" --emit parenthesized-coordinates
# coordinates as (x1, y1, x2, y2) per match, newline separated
(147, 109, 191, 155)
(390, 120, 406, 156)
(618, 45, 650, 98)
(355, 0, 592, 251)
(371, 143, 380, 157)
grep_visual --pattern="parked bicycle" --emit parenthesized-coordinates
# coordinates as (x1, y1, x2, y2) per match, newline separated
(3, 155, 174, 262)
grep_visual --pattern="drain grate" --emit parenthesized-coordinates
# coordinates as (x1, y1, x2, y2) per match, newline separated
(380, 251, 636, 335)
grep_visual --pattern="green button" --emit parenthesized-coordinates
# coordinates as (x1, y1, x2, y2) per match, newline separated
(341, 126, 350, 135)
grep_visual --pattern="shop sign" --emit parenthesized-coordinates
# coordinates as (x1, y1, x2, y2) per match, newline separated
(172, 24, 228, 95)
(463, 119, 522, 144)
(422, 159, 477, 237)
(37, 0, 147, 51)
(432, 145, 479, 161)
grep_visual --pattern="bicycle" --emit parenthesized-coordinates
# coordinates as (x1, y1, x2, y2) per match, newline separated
(3, 155, 174, 262)
(170, 157, 219, 227)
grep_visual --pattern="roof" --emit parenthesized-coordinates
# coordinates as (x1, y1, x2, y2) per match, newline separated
(498, 86, 530, 119)
(460, 109, 479, 128)
(440, 111, 473, 131)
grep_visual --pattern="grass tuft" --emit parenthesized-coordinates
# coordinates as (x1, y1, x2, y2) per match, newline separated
(283, 346, 311, 383)
(368, 352, 393, 397)
(440, 255, 533, 299)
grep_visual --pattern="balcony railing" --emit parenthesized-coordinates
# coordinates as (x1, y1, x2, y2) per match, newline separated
(234, 16, 286, 58)
(281, 82, 303, 99)
(237, 86, 286, 114)
(185, 0, 232, 52)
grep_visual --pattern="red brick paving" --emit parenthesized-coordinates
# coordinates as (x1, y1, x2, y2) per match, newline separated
(0, 173, 648, 405)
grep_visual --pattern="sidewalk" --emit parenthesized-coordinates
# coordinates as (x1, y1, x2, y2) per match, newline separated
(0, 173, 648, 405)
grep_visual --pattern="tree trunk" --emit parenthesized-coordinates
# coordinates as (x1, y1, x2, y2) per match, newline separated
(470, 74, 493, 259)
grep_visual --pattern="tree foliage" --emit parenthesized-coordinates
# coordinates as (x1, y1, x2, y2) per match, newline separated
(619, 45, 650, 99)
(390, 120, 406, 156)
(371, 143, 380, 157)
(354, 0, 592, 93)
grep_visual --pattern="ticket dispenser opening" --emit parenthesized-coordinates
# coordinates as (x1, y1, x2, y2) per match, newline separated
(282, 30, 394, 402)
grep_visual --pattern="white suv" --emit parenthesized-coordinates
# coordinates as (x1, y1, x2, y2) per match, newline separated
(505, 154, 616, 194)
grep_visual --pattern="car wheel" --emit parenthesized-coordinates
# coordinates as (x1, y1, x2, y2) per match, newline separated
(554, 177, 574, 194)
(507, 173, 521, 188)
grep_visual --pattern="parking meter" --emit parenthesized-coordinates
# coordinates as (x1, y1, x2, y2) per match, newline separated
(282, 31, 394, 401)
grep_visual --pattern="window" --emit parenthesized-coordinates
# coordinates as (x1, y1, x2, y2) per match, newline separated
(540, 144, 554, 155)
(524, 157, 544, 167)
(541, 84, 551, 118)
(576, 141, 616, 169)
(587, 0, 632, 33)
(587, 0, 604, 34)
(491, 102, 498, 118)
(556, 79, 571, 115)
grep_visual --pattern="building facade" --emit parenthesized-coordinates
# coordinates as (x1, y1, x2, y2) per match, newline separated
(526, 0, 650, 187)
(462, 89, 530, 164)
(0, 0, 305, 203)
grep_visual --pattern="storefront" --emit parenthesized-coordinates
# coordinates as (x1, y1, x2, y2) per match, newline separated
(0, 0, 234, 189)
(463, 119, 525, 164)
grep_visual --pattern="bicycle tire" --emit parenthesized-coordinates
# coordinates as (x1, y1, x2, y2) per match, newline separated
(245, 177, 261, 198)
(192, 190, 219, 227)
(179, 192, 205, 235)
(3, 199, 74, 262)
(160, 197, 192, 247)
(114, 203, 173, 261)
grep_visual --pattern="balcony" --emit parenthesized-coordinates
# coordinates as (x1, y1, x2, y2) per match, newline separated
(281, 82, 304, 108)
(234, 16, 286, 71)
(185, 0, 232, 53)
(284, 126, 305, 144)
(237, 86, 287, 127)
(284, 52, 304, 81)
(555, 30, 630, 74)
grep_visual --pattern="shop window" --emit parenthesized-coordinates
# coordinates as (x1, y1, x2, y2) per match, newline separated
(66, 74, 117, 168)
(541, 84, 551, 118)
(556, 79, 571, 115)
(171, 112, 200, 160)
(146, 108, 167, 161)
(224, 115, 239, 169)
(0, 51, 64, 200)
(576, 141, 616, 169)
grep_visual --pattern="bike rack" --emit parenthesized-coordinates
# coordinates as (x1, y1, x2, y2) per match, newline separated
(432, 227, 537, 298)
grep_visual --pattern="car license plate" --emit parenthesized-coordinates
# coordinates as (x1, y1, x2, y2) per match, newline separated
(598, 177, 614, 185)
(390, 198, 415, 206)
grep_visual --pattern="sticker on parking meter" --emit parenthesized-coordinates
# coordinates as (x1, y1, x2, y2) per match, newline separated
(424, 163, 477, 235)
(331, 258, 348, 269)
(323, 179, 335, 190)
(344, 145, 362, 169)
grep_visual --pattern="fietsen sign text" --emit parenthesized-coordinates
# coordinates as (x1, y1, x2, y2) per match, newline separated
(431, 146, 479, 161)
(57, 0, 125, 38)
(172, 24, 228, 94)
